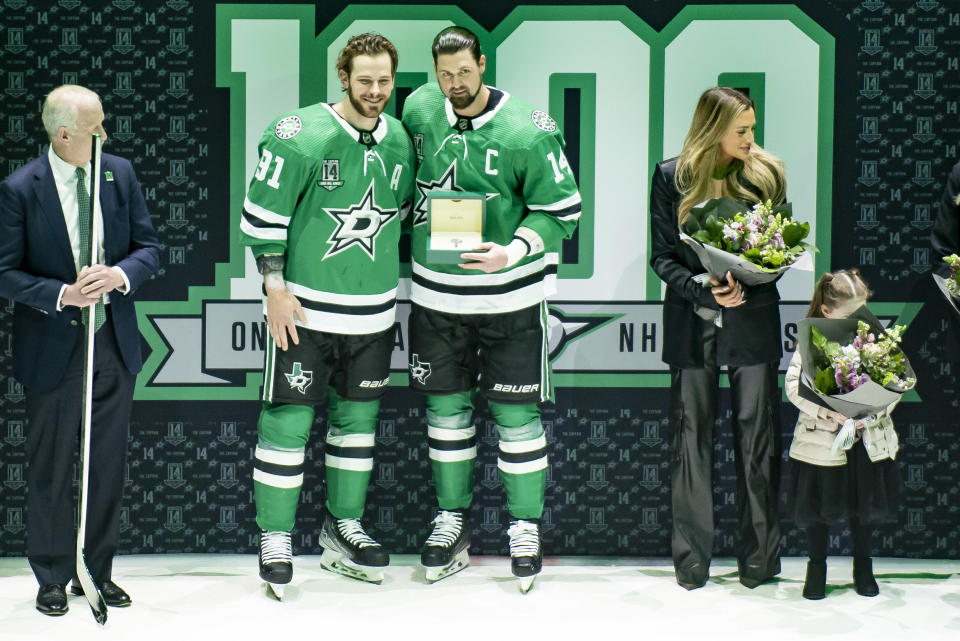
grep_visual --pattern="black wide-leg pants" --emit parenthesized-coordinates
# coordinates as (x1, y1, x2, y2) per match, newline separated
(668, 321, 782, 585)
(25, 312, 135, 587)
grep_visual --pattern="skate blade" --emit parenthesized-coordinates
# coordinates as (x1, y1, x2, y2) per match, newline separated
(264, 582, 285, 601)
(424, 550, 470, 584)
(518, 574, 536, 594)
(320, 549, 384, 584)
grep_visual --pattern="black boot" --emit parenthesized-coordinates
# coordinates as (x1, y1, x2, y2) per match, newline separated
(853, 557, 879, 597)
(802, 561, 827, 600)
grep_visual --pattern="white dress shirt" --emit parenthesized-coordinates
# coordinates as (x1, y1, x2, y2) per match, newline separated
(48, 146, 129, 309)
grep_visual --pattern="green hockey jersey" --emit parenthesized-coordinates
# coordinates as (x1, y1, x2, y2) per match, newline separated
(402, 83, 581, 314)
(240, 103, 415, 334)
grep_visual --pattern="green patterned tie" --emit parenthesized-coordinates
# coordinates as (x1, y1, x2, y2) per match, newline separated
(76, 166, 106, 332)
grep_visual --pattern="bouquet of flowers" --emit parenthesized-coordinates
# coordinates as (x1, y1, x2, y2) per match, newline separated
(679, 198, 815, 286)
(933, 254, 960, 316)
(943, 254, 960, 296)
(796, 307, 916, 420)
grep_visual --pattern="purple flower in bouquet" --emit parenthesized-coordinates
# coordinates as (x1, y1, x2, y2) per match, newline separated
(681, 198, 815, 286)
(812, 320, 914, 396)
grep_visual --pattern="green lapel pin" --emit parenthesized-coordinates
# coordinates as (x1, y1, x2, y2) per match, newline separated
(104, 171, 114, 182)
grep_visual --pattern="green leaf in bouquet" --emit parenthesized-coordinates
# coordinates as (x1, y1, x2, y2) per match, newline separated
(783, 246, 805, 261)
(810, 326, 827, 347)
(713, 198, 745, 219)
(814, 366, 838, 395)
(686, 200, 719, 231)
(764, 253, 785, 268)
(781, 220, 810, 248)
(692, 229, 716, 246)
(823, 342, 842, 361)
(704, 215, 724, 241)
(810, 326, 829, 365)
(691, 197, 743, 222)
(743, 247, 761, 262)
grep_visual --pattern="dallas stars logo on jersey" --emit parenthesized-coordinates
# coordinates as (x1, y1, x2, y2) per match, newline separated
(323, 180, 398, 259)
(413, 160, 498, 227)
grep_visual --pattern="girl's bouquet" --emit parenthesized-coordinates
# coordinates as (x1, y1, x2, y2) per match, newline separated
(796, 307, 916, 421)
(933, 254, 960, 315)
(679, 198, 815, 286)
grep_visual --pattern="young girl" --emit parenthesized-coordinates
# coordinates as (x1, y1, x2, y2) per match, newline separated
(786, 270, 901, 599)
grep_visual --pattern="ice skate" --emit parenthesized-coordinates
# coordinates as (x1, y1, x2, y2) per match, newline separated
(259, 530, 293, 600)
(319, 513, 389, 584)
(508, 519, 541, 594)
(421, 509, 471, 583)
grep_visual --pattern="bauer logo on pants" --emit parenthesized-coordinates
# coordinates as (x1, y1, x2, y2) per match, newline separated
(285, 362, 313, 394)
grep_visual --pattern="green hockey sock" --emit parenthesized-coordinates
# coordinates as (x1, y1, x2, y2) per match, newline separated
(426, 391, 476, 511)
(325, 389, 379, 520)
(490, 402, 546, 520)
(254, 402, 313, 531)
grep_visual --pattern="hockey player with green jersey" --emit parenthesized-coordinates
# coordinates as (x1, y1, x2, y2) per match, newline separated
(240, 33, 414, 598)
(402, 26, 581, 593)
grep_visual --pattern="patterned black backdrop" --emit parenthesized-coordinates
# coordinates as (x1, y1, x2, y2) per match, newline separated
(0, 0, 958, 559)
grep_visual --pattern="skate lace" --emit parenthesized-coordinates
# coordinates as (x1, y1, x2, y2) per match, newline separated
(261, 530, 292, 563)
(425, 510, 463, 547)
(335, 518, 379, 549)
(507, 520, 539, 557)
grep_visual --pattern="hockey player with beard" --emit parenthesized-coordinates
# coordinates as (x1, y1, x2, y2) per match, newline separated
(240, 34, 414, 598)
(402, 26, 581, 593)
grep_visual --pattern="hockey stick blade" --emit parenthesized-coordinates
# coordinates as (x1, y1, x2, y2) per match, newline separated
(76, 557, 109, 625)
(75, 133, 108, 626)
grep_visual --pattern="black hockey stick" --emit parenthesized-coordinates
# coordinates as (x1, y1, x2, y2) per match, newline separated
(76, 133, 108, 626)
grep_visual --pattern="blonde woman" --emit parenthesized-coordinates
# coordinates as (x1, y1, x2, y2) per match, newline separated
(649, 86, 787, 590)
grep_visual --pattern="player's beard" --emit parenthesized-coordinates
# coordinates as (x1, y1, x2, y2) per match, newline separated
(447, 82, 481, 111)
(347, 86, 386, 119)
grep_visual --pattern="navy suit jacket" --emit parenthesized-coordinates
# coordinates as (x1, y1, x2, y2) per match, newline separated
(0, 150, 160, 392)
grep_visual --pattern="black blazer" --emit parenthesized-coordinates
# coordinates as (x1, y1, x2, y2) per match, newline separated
(649, 157, 782, 368)
(0, 151, 160, 391)
(932, 160, 960, 278)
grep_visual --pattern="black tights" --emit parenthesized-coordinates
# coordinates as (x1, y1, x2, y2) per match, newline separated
(806, 517, 873, 562)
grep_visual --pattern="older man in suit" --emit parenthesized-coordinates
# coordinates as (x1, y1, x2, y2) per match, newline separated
(0, 85, 159, 616)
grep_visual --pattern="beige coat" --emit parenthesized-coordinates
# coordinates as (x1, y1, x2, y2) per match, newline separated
(785, 351, 899, 467)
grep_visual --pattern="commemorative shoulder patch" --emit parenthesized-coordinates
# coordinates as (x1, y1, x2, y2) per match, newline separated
(531, 110, 557, 132)
(275, 115, 302, 140)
